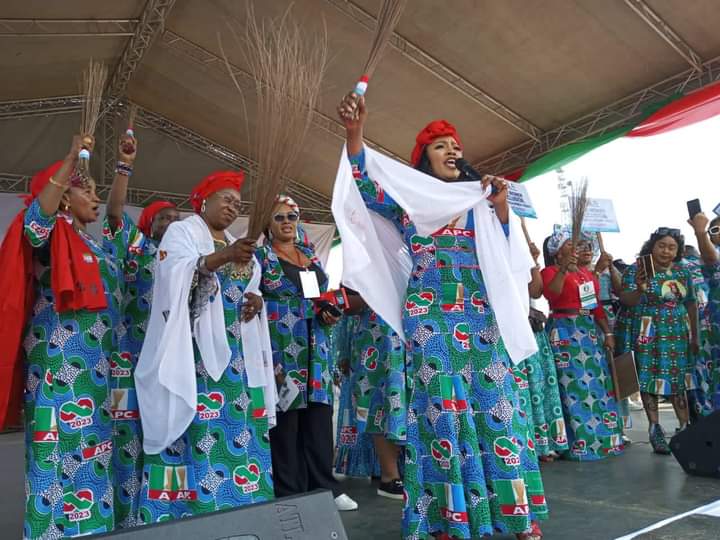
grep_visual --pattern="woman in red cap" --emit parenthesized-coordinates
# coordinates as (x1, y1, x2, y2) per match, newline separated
(134, 171, 277, 523)
(99, 132, 180, 528)
(0, 135, 128, 538)
(335, 94, 546, 540)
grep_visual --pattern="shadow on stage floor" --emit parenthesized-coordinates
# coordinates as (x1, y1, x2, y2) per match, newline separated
(2, 409, 718, 539)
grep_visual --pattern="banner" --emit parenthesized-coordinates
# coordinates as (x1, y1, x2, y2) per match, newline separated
(582, 198, 620, 233)
(507, 181, 537, 218)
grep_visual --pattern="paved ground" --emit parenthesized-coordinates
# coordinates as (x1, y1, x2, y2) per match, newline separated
(337, 408, 720, 540)
(1, 408, 718, 539)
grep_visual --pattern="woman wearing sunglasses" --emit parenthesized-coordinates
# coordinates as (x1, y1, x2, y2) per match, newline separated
(256, 195, 358, 512)
(135, 171, 276, 522)
(620, 227, 698, 454)
(690, 213, 720, 410)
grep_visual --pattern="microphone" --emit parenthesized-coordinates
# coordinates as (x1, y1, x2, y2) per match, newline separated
(456, 158, 499, 194)
(455, 158, 484, 182)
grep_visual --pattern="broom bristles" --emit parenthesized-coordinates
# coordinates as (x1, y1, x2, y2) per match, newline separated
(224, 4, 328, 239)
(569, 177, 589, 248)
(362, 0, 407, 78)
(127, 103, 138, 130)
(79, 60, 108, 138)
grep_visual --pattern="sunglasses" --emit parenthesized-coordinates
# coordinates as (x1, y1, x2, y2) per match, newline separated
(709, 225, 720, 235)
(655, 227, 681, 237)
(219, 194, 242, 213)
(273, 212, 299, 223)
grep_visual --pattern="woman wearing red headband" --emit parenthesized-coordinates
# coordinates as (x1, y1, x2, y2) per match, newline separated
(99, 132, 180, 527)
(0, 135, 127, 538)
(135, 171, 277, 523)
(336, 94, 546, 540)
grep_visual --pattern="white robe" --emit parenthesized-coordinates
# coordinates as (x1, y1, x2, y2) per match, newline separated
(331, 144, 537, 365)
(135, 214, 277, 454)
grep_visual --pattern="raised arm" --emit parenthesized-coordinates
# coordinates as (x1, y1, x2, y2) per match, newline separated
(689, 213, 719, 265)
(337, 93, 405, 229)
(36, 136, 83, 218)
(106, 134, 137, 231)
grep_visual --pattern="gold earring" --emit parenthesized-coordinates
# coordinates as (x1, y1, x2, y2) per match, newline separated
(201, 200, 206, 213)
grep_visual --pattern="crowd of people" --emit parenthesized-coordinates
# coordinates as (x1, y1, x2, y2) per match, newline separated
(1, 88, 719, 540)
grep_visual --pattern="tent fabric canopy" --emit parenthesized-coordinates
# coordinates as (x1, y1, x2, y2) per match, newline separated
(2, 1, 720, 209)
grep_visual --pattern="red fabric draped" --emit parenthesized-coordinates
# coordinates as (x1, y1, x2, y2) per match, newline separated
(628, 81, 720, 137)
(0, 162, 107, 429)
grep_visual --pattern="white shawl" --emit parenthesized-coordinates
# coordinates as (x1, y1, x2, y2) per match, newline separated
(135, 214, 277, 454)
(331, 144, 537, 365)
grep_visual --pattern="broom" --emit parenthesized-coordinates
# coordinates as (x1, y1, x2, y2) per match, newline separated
(78, 60, 108, 178)
(568, 177, 589, 272)
(351, 0, 407, 105)
(120, 103, 138, 156)
(222, 4, 328, 239)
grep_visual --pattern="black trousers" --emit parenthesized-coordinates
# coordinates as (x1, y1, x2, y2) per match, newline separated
(270, 402, 340, 498)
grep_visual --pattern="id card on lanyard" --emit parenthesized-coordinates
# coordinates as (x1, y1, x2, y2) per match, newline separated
(299, 269, 321, 298)
(579, 281, 598, 310)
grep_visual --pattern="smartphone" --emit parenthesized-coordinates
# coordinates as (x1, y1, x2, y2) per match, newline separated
(637, 254, 655, 280)
(687, 199, 702, 220)
(322, 303, 343, 318)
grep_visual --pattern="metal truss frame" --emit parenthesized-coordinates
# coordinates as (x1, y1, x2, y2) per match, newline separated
(324, 0, 542, 141)
(623, 0, 703, 72)
(474, 55, 720, 175)
(0, 170, 200, 211)
(159, 30, 406, 163)
(106, 0, 177, 97)
(3, 53, 720, 216)
(0, 95, 334, 222)
(0, 18, 138, 37)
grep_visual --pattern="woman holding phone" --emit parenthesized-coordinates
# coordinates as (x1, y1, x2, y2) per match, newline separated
(620, 228, 698, 454)
(256, 195, 358, 512)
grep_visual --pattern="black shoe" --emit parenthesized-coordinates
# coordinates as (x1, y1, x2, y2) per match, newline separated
(377, 478, 404, 500)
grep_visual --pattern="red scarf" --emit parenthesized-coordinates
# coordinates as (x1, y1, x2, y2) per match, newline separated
(0, 162, 106, 429)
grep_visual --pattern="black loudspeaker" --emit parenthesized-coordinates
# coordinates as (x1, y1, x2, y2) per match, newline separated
(670, 411, 720, 478)
(94, 490, 348, 539)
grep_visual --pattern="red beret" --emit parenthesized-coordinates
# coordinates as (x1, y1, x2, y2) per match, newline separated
(24, 161, 64, 206)
(190, 171, 245, 214)
(138, 201, 176, 236)
(410, 120, 463, 167)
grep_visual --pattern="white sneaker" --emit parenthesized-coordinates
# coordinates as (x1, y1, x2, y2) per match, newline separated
(334, 493, 358, 511)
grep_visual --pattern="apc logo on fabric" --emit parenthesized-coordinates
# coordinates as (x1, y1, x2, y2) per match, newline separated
(148, 465, 197, 501)
(431, 439, 453, 470)
(110, 352, 133, 378)
(233, 461, 262, 494)
(33, 406, 58, 443)
(111, 388, 139, 420)
(197, 392, 225, 420)
(405, 291, 434, 316)
(63, 489, 94, 522)
(59, 398, 94, 429)
(494, 436, 521, 466)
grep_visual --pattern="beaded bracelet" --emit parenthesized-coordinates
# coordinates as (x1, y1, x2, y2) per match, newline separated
(116, 161, 134, 177)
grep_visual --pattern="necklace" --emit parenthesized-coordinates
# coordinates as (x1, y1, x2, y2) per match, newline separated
(274, 243, 306, 267)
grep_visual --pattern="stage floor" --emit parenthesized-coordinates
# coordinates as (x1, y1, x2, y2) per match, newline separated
(2, 408, 718, 539)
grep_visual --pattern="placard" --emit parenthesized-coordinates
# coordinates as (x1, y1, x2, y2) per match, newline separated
(507, 181, 537, 219)
(582, 198, 620, 233)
